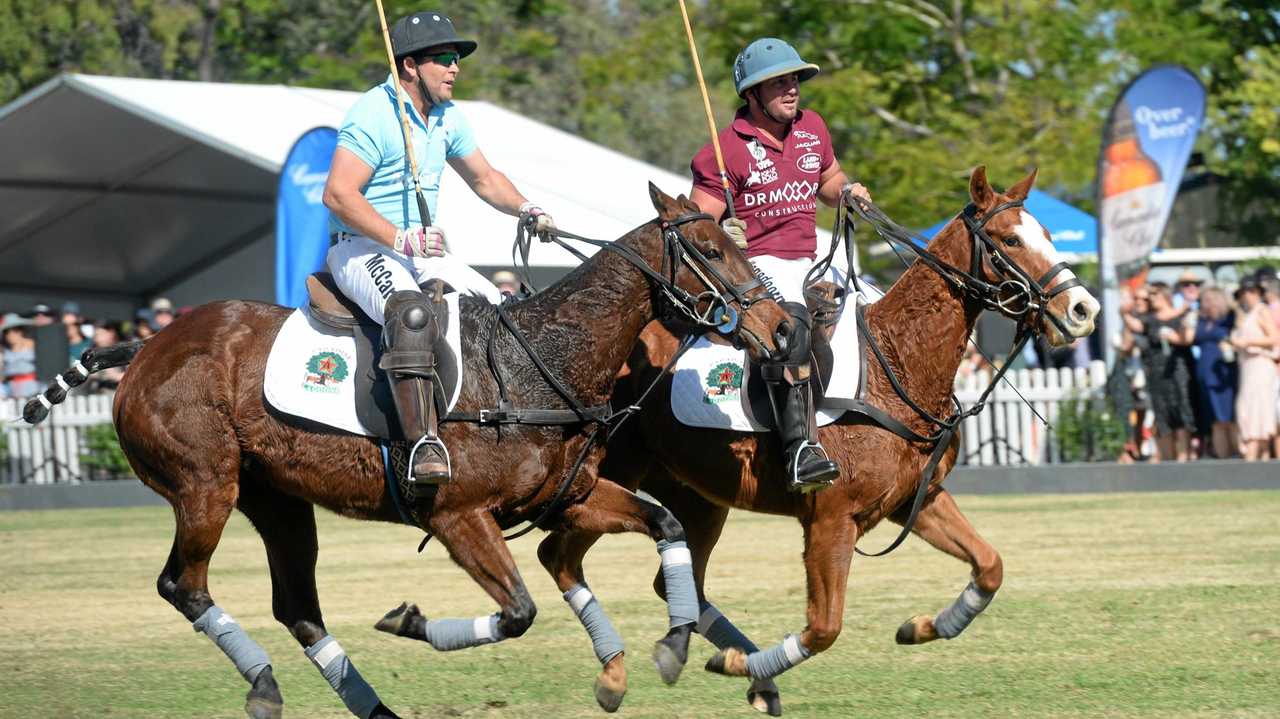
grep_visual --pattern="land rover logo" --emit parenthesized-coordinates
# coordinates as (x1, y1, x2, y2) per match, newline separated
(796, 152, 821, 173)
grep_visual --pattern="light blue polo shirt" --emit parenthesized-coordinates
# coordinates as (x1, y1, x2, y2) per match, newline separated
(330, 73, 478, 234)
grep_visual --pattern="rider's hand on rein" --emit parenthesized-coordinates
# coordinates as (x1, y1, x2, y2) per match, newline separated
(395, 226, 448, 258)
(842, 182, 872, 209)
(519, 202, 556, 240)
(720, 217, 748, 249)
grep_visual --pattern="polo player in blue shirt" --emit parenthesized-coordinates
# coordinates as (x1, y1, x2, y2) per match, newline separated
(322, 11, 555, 486)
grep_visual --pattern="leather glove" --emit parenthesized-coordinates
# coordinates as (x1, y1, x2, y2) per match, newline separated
(842, 181, 872, 208)
(394, 226, 447, 258)
(519, 201, 556, 238)
(720, 217, 748, 249)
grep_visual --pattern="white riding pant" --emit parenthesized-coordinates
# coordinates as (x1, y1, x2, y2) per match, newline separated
(326, 233, 503, 326)
(748, 255, 884, 305)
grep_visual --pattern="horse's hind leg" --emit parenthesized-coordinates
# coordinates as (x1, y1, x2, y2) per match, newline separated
(557, 479, 699, 687)
(642, 478, 782, 716)
(376, 508, 537, 652)
(892, 488, 1002, 645)
(236, 478, 400, 719)
(537, 530, 628, 712)
(151, 472, 283, 719)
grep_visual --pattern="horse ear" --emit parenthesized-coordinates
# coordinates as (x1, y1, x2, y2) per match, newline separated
(676, 194, 702, 213)
(969, 165, 995, 211)
(649, 181, 680, 221)
(1005, 167, 1038, 202)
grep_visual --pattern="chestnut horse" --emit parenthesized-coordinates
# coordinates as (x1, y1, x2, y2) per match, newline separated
(24, 186, 790, 719)
(538, 167, 1100, 714)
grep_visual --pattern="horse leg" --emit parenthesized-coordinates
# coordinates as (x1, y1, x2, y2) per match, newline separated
(891, 489, 1002, 645)
(706, 508, 856, 682)
(152, 476, 282, 719)
(556, 479, 699, 686)
(537, 530, 628, 712)
(375, 509, 537, 651)
(642, 479, 782, 716)
(236, 479, 400, 719)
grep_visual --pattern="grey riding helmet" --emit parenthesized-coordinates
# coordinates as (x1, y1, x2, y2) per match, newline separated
(732, 38, 819, 96)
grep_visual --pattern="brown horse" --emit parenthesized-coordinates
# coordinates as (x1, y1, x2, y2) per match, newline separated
(538, 167, 1101, 714)
(25, 186, 791, 719)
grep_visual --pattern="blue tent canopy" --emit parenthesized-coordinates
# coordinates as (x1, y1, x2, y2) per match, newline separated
(920, 189, 1097, 254)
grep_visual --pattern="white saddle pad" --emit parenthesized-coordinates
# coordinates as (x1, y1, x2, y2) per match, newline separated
(671, 297, 863, 432)
(263, 297, 462, 437)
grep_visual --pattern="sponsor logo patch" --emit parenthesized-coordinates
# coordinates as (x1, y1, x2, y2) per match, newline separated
(703, 362, 744, 404)
(796, 152, 822, 173)
(303, 350, 350, 394)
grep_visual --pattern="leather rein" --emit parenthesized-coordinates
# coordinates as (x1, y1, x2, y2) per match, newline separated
(824, 195, 1083, 556)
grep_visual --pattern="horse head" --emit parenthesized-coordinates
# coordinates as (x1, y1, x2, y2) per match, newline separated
(965, 166, 1099, 347)
(646, 182, 790, 361)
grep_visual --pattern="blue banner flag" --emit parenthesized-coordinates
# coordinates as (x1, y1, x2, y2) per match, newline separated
(276, 127, 338, 307)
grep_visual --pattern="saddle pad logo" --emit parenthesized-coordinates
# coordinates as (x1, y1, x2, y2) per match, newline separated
(303, 350, 350, 394)
(703, 361, 744, 404)
(796, 152, 822, 173)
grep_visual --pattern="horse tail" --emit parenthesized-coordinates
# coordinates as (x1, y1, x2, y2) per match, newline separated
(19, 340, 147, 425)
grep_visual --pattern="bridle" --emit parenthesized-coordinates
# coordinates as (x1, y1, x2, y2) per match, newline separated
(513, 210, 772, 335)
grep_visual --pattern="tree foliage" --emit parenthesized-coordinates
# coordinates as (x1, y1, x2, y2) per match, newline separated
(1, 0, 1276, 242)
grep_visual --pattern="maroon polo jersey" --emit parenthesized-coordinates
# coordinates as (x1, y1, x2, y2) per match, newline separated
(691, 107, 835, 260)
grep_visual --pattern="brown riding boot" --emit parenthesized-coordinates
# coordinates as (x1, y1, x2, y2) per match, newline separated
(381, 290, 450, 485)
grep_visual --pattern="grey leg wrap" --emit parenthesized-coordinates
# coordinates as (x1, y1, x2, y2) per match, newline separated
(697, 602, 760, 652)
(564, 584, 625, 664)
(305, 635, 382, 719)
(745, 634, 811, 680)
(192, 606, 270, 683)
(656, 539, 698, 628)
(933, 581, 995, 639)
(423, 614, 505, 651)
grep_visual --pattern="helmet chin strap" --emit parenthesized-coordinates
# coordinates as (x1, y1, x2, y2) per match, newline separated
(416, 73, 440, 109)
(750, 87, 789, 127)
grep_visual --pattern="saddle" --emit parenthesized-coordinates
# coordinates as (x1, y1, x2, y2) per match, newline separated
(304, 272, 459, 441)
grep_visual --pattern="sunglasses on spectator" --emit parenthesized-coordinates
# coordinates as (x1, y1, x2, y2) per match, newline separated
(426, 51, 460, 66)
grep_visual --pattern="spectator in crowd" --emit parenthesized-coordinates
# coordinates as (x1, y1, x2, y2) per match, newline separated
(149, 297, 175, 329)
(2, 312, 39, 399)
(1231, 279, 1278, 460)
(86, 322, 127, 391)
(132, 309, 156, 340)
(29, 303, 56, 327)
(1173, 270, 1203, 310)
(1114, 287, 1150, 462)
(1191, 287, 1237, 458)
(490, 270, 519, 296)
(61, 301, 92, 364)
(1124, 284, 1196, 462)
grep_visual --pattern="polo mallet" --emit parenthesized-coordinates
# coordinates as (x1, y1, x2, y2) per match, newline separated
(374, 0, 432, 229)
(677, 0, 735, 220)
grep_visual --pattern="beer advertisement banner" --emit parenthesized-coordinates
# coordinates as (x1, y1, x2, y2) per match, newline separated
(275, 126, 338, 307)
(1097, 65, 1205, 281)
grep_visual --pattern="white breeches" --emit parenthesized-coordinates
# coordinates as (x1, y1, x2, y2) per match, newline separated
(326, 233, 503, 325)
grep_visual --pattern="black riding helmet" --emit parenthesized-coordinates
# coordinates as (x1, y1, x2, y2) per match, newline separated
(390, 11, 477, 60)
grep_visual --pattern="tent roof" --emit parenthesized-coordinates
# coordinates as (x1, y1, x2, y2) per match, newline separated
(0, 73, 728, 300)
(919, 189, 1098, 254)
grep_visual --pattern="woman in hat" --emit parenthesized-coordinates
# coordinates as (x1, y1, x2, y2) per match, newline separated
(1231, 280, 1278, 460)
(1191, 287, 1237, 458)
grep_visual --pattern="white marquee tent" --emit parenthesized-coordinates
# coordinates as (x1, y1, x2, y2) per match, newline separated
(3, 74, 815, 319)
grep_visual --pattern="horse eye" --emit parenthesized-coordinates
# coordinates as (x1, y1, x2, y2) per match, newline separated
(1003, 236, 1021, 248)
(704, 248, 722, 260)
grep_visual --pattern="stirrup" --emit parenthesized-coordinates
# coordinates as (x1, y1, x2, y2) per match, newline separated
(787, 441, 837, 494)
(407, 435, 452, 485)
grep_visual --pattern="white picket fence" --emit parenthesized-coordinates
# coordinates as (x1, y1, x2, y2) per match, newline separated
(0, 361, 1110, 483)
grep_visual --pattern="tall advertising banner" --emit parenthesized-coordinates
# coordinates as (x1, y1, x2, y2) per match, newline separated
(1097, 65, 1205, 364)
(276, 127, 338, 307)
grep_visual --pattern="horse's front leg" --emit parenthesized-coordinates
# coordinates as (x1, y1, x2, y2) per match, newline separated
(706, 507, 857, 681)
(892, 488, 1002, 644)
(375, 508, 537, 651)
(557, 479, 699, 687)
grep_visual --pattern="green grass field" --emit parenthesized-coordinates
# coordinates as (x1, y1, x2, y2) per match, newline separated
(2, 490, 1278, 718)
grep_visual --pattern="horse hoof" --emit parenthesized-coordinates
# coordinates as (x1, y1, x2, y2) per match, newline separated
(244, 667, 283, 719)
(895, 615, 939, 645)
(375, 602, 424, 638)
(749, 689, 783, 716)
(705, 647, 749, 677)
(594, 677, 626, 713)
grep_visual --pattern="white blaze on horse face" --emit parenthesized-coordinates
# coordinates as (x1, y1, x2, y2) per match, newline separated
(1013, 211, 1099, 339)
